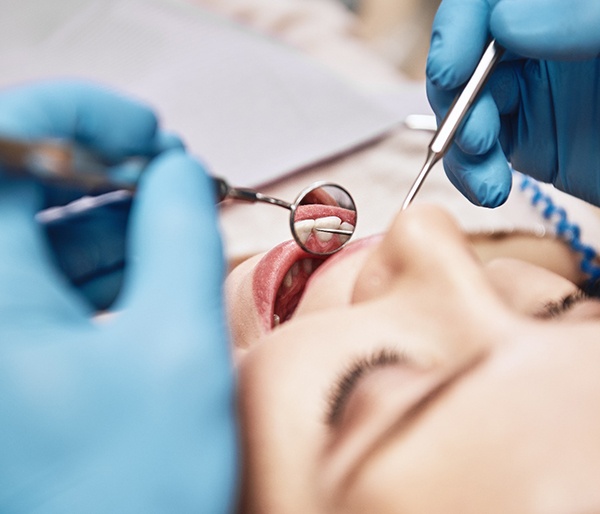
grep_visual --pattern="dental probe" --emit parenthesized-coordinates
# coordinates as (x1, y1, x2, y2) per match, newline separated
(401, 39, 505, 210)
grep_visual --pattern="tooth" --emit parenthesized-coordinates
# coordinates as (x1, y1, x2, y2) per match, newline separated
(314, 216, 341, 242)
(273, 314, 280, 326)
(294, 219, 315, 244)
(283, 269, 293, 288)
(339, 222, 354, 243)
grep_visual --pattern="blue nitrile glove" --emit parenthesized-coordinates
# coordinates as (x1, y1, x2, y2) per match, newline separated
(0, 148, 238, 512)
(0, 80, 183, 309)
(425, 0, 600, 207)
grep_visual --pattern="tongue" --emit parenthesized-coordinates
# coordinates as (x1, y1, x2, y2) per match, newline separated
(295, 204, 356, 225)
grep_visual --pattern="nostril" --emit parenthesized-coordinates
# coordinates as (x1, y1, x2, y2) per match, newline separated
(351, 204, 467, 304)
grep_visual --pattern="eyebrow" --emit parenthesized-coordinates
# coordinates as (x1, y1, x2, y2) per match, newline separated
(337, 352, 486, 490)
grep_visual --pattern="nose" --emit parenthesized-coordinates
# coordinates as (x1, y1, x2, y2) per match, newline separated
(350, 204, 511, 363)
(352, 204, 482, 304)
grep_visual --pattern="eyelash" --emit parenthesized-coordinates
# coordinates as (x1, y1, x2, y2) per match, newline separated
(325, 348, 405, 427)
(538, 281, 600, 319)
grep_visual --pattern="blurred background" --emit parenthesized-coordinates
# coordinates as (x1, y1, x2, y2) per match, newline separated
(348, 0, 441, 79)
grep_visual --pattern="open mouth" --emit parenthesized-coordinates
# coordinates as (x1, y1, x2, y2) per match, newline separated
(252, 202, 357, 330)
(272, 256, 324, 327)
(250, 231, 380, 333)
(252, 240, 329, 331)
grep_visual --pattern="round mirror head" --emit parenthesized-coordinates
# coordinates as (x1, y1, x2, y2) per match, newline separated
(290, 182, 357, 256)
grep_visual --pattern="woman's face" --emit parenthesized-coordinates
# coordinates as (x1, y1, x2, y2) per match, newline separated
(226, 204, 600, 513)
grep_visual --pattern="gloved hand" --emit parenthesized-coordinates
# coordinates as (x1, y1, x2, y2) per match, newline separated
(425, 0, 600, 207)
(0, 84, 237, 512)
(0, 80, 184, 309)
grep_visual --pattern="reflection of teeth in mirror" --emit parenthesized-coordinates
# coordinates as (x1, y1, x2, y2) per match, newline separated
(339, 222, 354, 243)
(294, 219, 315, 244)
(294, 216, 355, 247)
(314, 216, 342, 242)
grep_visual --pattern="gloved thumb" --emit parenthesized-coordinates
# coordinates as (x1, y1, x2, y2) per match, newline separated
(492, 0, 600, 60)
(116, 149, 225, 325)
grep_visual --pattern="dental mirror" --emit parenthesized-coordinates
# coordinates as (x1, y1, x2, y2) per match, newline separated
(215, 178, 357, 256)
(290, 182, 356, 255)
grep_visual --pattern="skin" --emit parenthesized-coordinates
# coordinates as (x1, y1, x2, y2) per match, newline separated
(226, 204, 600, 514)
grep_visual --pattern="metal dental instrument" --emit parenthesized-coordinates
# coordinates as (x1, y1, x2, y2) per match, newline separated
(0, 136, 358, 256)
(214, 178, 357, 256)
(0, 136, 130, 190)
(401, 39, 505, 210)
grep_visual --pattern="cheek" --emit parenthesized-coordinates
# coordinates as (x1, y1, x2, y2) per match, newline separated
(484, 258, 577, 314)
(225, 254, 268, 349)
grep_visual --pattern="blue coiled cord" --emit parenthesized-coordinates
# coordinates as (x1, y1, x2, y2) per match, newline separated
(518, 173, 600, 282)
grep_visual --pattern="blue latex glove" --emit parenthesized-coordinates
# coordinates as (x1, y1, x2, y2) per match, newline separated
(0, 84, 237, 512)
(425, 0, 600, 207)
(0, 80, 184, 310)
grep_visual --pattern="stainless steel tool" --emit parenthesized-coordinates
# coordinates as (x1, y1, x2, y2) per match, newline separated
(401, 39, 505, 210)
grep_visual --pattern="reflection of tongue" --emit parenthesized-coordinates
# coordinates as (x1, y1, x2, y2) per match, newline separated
(295, 204, 356, 225)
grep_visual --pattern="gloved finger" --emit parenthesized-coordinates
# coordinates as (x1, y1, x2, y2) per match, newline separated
(491, 59, 559, 185)
(425, 76, 450, 121)
(0, 80, 162, 162)
(426, 79, 500, 156)
(443, 141, 513, 207)
(0, 177, 88, 324)
(112, 152, 236, 513)
(154, 130, 185, 154)
(487, 61, 520, 116)
(117, 149, 225, 323)
(426, 0, 491, 90)
(491, 0, 600, 60)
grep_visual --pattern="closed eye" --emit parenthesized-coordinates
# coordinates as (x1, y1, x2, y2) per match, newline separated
(324, 349, 406, 427)
(536, 284, 600, 319)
